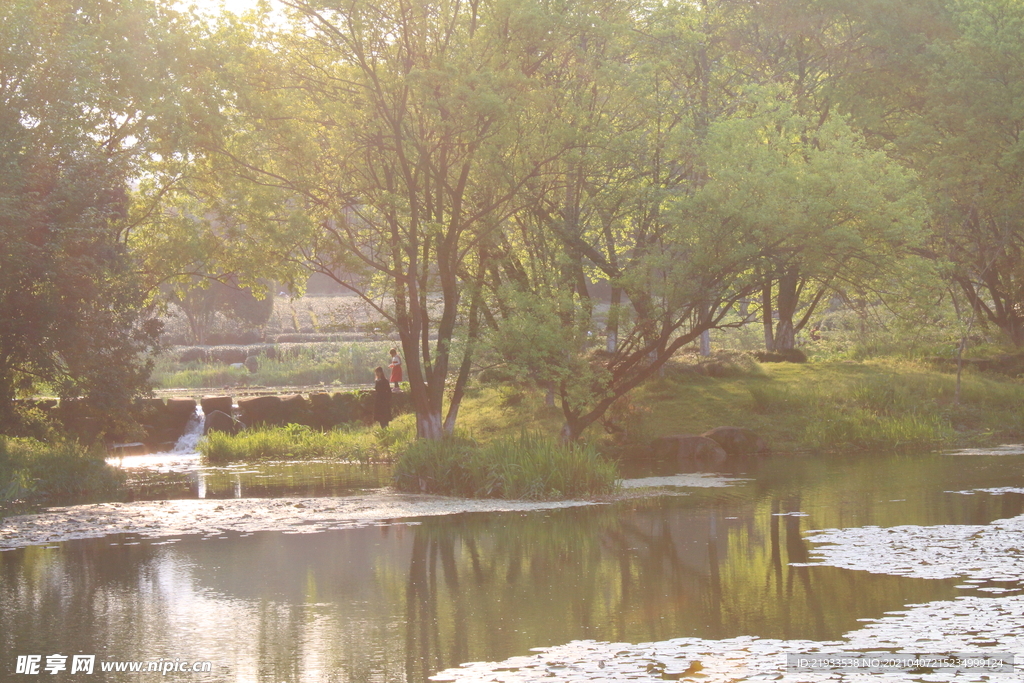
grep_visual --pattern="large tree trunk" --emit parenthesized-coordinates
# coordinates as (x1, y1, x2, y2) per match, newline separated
(767, 268, 831, 353)
(417, 411, 444, 440)
(962, 275, 1024, 347)
(773, 268, 800, 352)
(762, 282, 775, 352)
(606, 285, 621, 353)
(1010, 317, 1024, 347)
(443, 263, 484, 436)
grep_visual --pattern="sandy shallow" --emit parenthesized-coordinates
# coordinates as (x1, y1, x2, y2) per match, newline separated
(0, 473, 742, 550)
(0, 493, 597, 549)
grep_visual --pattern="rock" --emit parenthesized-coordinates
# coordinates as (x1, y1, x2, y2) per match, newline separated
(309, 392, 340, 430)
(279, 394, 311, 425)
(244, 355, 260, 373)
(308, 392, 332, 410)
(333, 391, 365, 423)
(650, 435, 727, 467)
(165, 397, 198, 416)
(201, 395, 234, 416)
(237, 395, 282, 427)
(203, 410, 245, 436)
(701, 426, 768, 455)
(133, 398, 197, 450)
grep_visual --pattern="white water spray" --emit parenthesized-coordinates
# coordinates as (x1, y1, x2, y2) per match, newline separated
(171, 407, 206, 454)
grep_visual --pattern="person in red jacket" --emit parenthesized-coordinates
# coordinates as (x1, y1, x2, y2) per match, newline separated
(388, 347, 403, 392)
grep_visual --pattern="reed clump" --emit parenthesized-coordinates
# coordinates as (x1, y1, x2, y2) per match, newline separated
(393, 431, 619, 500)
(199, 422, 413, 464)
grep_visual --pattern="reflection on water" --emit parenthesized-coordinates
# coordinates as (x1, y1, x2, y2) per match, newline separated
(107, 451, 394, 501)
(3, 450, 1024, 682)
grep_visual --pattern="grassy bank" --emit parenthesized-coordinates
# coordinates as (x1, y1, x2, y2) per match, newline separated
(180, 354, 1023, 501)
(635, 358, 1023, 452)
(0, 437, 125, 503)
(445, 356, 1024, 453)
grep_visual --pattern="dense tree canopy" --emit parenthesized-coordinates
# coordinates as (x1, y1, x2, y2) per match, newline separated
(174, 0, 963, 439)
(5, 0, 1023, 441)
(0, 0, 203, 434)
(913, 0, 1024, 346)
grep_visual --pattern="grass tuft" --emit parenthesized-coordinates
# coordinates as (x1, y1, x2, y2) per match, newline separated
(199, 421, 414, 464)
(392, 431, 619, 500)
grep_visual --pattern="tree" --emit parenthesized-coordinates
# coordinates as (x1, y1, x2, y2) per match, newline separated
(705, 0, 931, 352)
(0, 0, 200, 435)
(195, 0, 617, 438)
(738, 104, 927, 352)
(484, 0, 928, 439)
(907, 0, 1024, 346)
(485, 0, 775, 441)
(168, 276, 274, 345)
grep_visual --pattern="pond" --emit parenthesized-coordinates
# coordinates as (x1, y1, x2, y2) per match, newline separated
(3, 446, 1024, 682)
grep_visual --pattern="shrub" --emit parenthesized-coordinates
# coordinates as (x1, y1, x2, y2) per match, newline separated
(393, 431, 619, 500)
(0, 436, 124, 502)
(753, 348, 808, 363)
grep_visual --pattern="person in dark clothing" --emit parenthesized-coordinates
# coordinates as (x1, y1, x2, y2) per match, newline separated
(373, 366, 391, 428)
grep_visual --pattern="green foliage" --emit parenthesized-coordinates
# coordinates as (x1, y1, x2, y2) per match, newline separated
(393, 431, 619, 500)
(152, 341, 396, 388)
(19, 0, 1015, 447)
(0, 0, 207, 433)
(483, 288, 608, 413)
(167, 277, 275, 346)
(199, 422, 414, 464)
(894, 0, 1024, 345)
(0, 436, 125, 503)
(747, 372, 957, 449)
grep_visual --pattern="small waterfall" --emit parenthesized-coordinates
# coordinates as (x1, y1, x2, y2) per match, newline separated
(172, 407, 206, 454)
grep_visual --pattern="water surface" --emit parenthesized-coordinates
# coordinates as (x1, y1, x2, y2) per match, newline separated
(3, 447, 1024, 681)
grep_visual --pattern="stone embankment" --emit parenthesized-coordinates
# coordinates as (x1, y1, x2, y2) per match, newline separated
(135, 390, 413, 451)
(21, 389, 411, 454)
